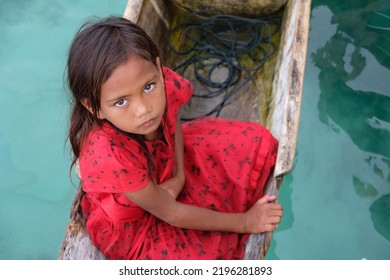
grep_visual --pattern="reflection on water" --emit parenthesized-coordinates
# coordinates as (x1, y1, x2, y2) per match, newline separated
(311, 0, 390, 243)
(268, 0, 390, 259)
(313, 1, 390, 153)
(370, 194, 390, 242)
(353, 176, 379, 198)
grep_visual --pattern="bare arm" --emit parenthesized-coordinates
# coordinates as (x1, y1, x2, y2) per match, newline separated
(158, 113, 185, 199)
(125, 181, 282, 234)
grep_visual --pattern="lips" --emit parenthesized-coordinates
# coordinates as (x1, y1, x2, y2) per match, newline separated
(139, 117, 157, 129)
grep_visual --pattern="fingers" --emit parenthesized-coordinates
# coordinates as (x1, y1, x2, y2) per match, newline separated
(265, 203, 283, 210)
(258, 203, 283, 233)
(267, 216, 282, 224)
(258, 194, 277, 204)
(262, 224, 278, 232)
(261, 216, 281, 233)
(246, 195, 283, 233)
(256, 197, 283, 213)
(264, 207, 283, 222)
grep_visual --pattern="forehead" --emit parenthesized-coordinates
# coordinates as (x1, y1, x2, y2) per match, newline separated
(101, 56, 157, 98)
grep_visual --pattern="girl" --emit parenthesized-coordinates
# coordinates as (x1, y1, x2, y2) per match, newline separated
(66, 16, 282, 260)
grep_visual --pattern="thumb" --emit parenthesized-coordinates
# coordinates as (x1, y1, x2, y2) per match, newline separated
(258, 195, 277, 204)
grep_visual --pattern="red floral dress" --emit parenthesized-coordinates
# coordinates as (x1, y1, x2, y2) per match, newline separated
(80, 67, 278, 260)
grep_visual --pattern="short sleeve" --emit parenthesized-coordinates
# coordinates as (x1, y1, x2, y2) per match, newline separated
(80, 139, 149, 194)
(163, 67, 193, 115)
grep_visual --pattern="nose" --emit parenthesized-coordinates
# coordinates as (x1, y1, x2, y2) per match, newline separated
(134, 98, 151, 118)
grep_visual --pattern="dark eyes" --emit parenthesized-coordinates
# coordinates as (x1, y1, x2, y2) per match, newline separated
(113, 83, 157, 107)
(114, 99, 128, 107)
(144, 83, 156, 93)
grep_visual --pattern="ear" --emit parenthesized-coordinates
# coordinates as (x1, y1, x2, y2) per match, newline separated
(156, 57, 164, 84)
(156, 56, 161, 69)
(81, 99, 104, 119)
(81, 98, 93, 115)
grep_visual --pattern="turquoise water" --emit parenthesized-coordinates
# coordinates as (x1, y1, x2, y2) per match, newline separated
(267, 0, 390, 260)
(0, 0, 389, 260)
(0, 0, 127, 260)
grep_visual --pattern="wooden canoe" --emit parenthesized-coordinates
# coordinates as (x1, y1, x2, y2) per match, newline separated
(58, 0, 311, 260)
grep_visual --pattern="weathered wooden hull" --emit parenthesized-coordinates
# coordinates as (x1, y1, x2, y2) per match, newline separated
(58, 0, 311, 260)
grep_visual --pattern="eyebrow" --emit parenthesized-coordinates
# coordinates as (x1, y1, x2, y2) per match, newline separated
(104, 73, 159, 104)
(106, 94, 130, 104)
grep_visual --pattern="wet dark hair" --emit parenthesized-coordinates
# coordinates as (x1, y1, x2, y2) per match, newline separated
(66, 16, 161, 176)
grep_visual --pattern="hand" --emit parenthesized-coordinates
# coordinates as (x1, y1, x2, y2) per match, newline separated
(243, 195, 283, 233)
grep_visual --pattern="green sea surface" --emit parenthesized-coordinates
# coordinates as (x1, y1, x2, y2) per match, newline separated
(0, 0, 128, 260)
(267, 0, 390, 260)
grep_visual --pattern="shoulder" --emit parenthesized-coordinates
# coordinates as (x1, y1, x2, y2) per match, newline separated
(163, 67, 191, 86)
(79, 124, 149, 193)
(163, 67, 193, 113)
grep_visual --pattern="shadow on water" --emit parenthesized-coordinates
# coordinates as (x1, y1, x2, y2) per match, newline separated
(312, 0, 390, 244)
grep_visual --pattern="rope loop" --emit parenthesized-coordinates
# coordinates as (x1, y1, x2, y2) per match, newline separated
(169, 10, 281, 120)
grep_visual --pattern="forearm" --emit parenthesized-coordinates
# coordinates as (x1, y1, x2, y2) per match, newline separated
(151, 188, 246, 233)
(170, 202, 246, 233)
(158, 189, 243, 232)
(126, 181, 281, 234)
(158, 176, 184, 199)
(167, 195, 281, 234)
(126, 182, 245, 233)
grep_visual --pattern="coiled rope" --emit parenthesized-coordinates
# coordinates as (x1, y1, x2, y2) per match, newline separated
(169, 10, 281, 120)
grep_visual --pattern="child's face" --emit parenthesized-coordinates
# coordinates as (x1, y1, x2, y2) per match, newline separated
(98, 55, 166, 140)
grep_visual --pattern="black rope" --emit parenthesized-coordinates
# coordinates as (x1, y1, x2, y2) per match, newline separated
(168, 10, 281, 120)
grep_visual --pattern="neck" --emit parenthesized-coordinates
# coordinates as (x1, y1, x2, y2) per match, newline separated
(144, 125, 162, 141)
